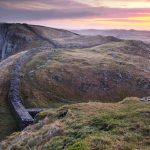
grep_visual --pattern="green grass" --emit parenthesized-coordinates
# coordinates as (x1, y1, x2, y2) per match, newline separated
(20, 46, 150, 109)
(0, 42, 149, 143)
(1, 97, 150, 149)
(47, 99, 150, 149)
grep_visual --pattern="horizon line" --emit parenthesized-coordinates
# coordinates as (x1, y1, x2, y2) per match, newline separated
(1, 22, 150, 32)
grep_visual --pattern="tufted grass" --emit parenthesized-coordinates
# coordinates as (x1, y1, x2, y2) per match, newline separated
(1, 97, 150, 150)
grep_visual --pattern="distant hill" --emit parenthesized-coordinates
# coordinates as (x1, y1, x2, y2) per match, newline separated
(72, 29, 150, 43)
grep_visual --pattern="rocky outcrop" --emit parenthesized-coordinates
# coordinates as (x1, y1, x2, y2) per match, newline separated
(0, 23, 32, 60)
(0, 23, 8, 60)
(0, 23, 57, 61)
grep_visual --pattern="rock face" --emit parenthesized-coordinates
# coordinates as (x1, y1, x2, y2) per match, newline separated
(0, 23, 56, 60)
(0, 23, 75, 60)
(0, 23, 31, 60)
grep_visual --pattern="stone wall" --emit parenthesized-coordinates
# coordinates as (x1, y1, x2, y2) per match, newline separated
(8, 47, 50, 129)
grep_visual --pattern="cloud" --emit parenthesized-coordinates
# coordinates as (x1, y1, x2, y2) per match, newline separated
(0, 0, 90, 10)
(0, 0, 149, 23)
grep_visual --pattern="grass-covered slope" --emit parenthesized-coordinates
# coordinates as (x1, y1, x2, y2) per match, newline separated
(0, 39, 149, 141)
(1, 97, 149, 150)
(20, 41, 150, 108)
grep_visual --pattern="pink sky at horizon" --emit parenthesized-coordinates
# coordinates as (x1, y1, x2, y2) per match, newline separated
(0, 0, 150, 30)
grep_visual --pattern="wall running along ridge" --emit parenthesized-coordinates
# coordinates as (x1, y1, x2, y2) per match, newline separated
(8, 47, 50, 129)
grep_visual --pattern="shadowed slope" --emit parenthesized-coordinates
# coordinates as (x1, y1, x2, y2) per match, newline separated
(0, 23, 77, 60)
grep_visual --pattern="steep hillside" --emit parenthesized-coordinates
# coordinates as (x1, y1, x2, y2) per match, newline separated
(1, 98, 150, 149)
(0, 23, 76, 60)
(72, 29, 150, 43)
(0, 23, 121, 61)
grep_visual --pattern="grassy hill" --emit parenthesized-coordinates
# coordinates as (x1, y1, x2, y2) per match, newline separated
(0, 40, 149, 141)
(20, 41, 150, 108)
(0, 23, 149, 145)
(1, 98, 150, 149)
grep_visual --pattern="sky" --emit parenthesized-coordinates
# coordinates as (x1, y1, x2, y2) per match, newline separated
(0, 0, 150, 30)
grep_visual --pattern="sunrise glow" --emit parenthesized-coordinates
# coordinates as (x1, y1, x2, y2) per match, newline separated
(0, 0, 150, 30)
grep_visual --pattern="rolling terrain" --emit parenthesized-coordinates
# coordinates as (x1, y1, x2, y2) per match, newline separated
(20, 41, 150, 108)
(0, 23, 120, 61)
(0, 23, 149, 149)
(72, 29, 150, 43)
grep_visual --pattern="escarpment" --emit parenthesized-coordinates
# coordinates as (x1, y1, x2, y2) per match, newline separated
(0, 23, 55, 61)
(0, 23, 32, 60)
